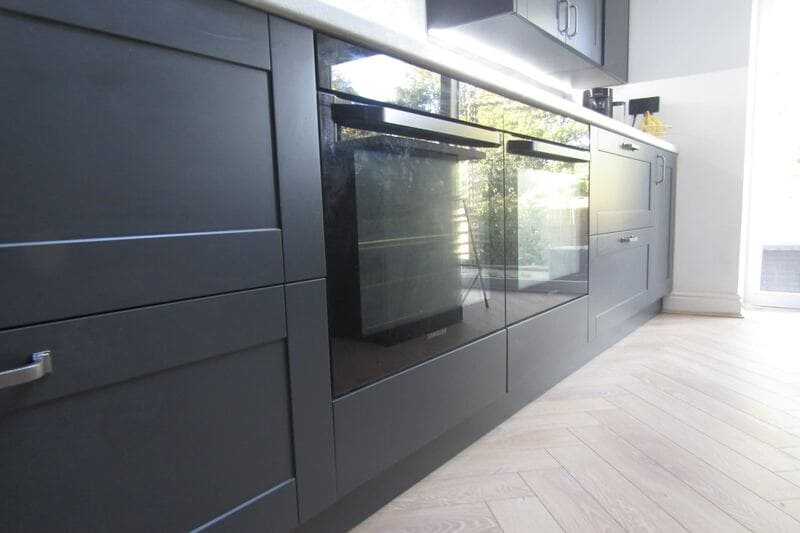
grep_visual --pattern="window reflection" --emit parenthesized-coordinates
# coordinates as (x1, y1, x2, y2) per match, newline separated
(317, 34, 590, 148)
(505, 154, 589, 325)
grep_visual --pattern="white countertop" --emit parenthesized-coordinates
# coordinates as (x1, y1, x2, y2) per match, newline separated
(242, 0, 678, 154)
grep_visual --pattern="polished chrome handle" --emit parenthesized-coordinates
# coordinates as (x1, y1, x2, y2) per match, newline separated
(557, 0, 569, 34)
(0, 350, 53, 390)
(620, 235, 639, 243)
(567, 3, 578, 37)
(621, 142, 641, 151)
(655, 154, 666, 184)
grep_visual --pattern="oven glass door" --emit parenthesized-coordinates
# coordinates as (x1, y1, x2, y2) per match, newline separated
(320, 94, 505, 397)
(504, 138, 590, 325)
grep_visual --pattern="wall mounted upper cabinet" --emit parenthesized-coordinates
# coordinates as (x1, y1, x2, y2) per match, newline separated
(427, 0, 629, 88)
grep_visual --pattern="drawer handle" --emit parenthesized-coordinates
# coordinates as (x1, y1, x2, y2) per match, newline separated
(0, 350, 53, 390)
(620, 236, 639, 243)
(655, 154, 666, 184)
(621, 142, 641, 151)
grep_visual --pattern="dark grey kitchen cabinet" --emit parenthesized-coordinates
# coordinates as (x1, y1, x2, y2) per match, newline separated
(427, 0, 626, 87)
(565, 0, 603, 64)
(0, 2, 332, 531)
(0, 4, 281, 330)
(511, 0, 602, 63)
(507, 296, 589, 392)
(588, 227, 653, 339)
(333, 331, 507, 495)
(0, 0, 678, 529)
(590, 128, 655, 235)
(517, 0, 563, 40)
(0, 288, 298, 532)
(649, 151, 677, 300)
(603, 0, 630, 82)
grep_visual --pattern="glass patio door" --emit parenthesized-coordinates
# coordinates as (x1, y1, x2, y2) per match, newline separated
(744, 0, 800, 308)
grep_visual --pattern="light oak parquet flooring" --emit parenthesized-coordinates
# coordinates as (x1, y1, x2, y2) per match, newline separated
(352, 308, 800, 532)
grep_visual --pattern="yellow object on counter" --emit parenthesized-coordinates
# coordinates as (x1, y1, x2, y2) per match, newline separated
(639, 111, 670, 137)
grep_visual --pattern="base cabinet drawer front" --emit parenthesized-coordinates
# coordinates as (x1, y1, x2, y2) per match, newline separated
(590, 149, 653, 235)
(0, 11, 281, 329)
(0, 289, 294, 531)
(0, 230, 283, 331)
(596, 128, 655, 162)
(589, 228, 652, 339)
(0, 287, 286, 410)
(333, 331, 507, 495)
(508, 297, 589, 391)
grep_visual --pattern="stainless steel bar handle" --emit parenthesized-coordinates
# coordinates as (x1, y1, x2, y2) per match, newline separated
(568, 3, 578, 37)
(557, 0, 569, 34)
(506, 139, 591, 162)
(621, 142, 641, 151)
(620, 235, 639, 243)
(655, 154, 666, 184)
(0, 350, 53, 390)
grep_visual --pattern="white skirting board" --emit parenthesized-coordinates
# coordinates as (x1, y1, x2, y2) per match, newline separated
(663, 291, 743, 317)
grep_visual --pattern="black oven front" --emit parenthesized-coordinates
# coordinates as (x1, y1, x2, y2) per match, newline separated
(316, 34, 590, 397)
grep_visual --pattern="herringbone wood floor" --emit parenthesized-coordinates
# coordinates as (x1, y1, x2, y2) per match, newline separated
(352, 308, 800, 532)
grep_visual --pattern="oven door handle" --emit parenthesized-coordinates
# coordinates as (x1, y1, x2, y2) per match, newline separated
(506, 139, 591, 162)
(331, 103, 502, 148)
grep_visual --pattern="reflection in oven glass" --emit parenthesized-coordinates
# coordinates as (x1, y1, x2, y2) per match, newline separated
(505, 154, 589, 325)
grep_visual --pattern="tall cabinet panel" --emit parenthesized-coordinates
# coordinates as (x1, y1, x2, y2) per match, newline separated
(0, 2, 302, 531)
(649, 151, 677, 300)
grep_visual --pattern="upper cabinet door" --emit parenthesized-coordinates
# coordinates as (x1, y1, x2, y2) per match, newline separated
(566, 0, 603, 64)
(520, 0, 566, 41)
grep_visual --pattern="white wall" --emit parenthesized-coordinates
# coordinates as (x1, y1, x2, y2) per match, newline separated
(627, 0, 753, 82)
(612, 0, 755, 316)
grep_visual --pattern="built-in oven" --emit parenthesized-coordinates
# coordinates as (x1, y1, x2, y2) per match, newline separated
(316, 33, 591, 397)
(319, 93, 505, 397)
(503, 138, 590, 325)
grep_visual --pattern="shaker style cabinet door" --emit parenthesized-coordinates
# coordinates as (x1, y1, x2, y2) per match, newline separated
(0, 3, 300, 532)
(0, 289, 298, 532)
(0, 6, 281, 331)
(588, 228, 653, 339)
(565, 0, 603, 64)
(520, 0, 566, 40)
(590, 129, 655, 235)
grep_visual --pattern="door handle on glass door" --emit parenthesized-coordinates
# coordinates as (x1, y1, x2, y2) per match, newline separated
(0, 350, 53, 390)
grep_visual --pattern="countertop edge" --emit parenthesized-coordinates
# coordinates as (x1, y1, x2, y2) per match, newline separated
(242, 0, 678, 154)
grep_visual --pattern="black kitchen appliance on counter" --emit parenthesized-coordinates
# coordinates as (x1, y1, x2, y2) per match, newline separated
(583, 87, 616, 117)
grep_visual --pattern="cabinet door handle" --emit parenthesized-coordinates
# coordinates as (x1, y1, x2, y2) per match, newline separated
(0, 350, 53, 390)
(568, 3, 578, 37)
(621, 142, 641, 151)
(557, 0, 569, 34)
(655, 154, 666, 184)
(620, 236, 639, 243)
